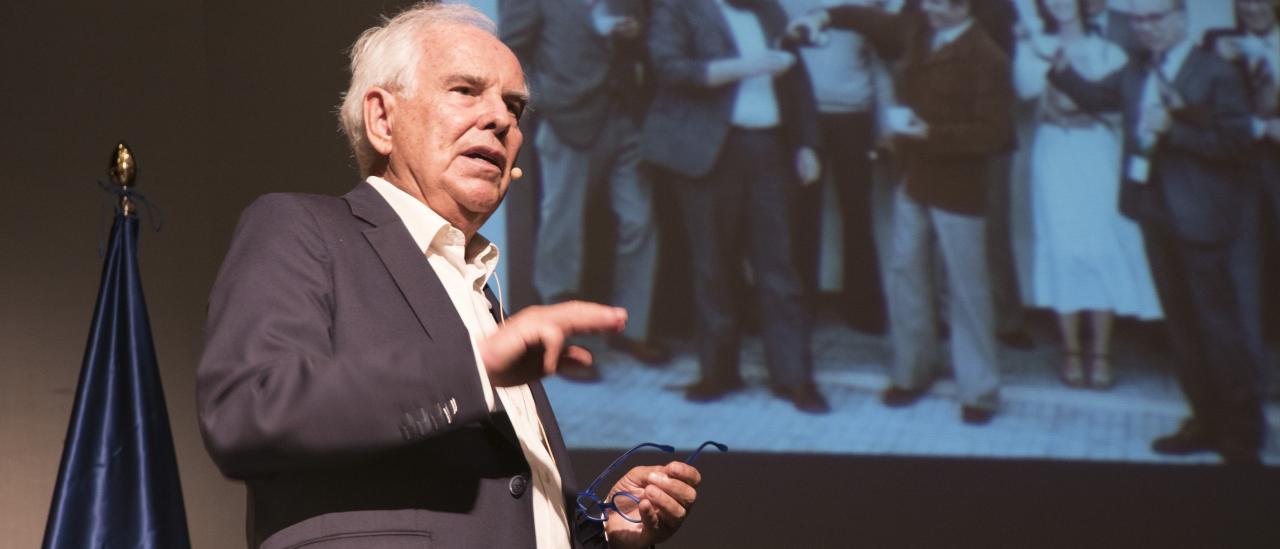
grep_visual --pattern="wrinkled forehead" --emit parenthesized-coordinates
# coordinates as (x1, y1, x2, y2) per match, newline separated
(419, 22, 527, 93)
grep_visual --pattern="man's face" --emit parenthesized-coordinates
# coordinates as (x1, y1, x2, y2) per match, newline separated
(386, 23, 527, 232)
(1130, 0, 1187, 54)
(921, 0, 971, 31)
(1236, 0, 1278, 34)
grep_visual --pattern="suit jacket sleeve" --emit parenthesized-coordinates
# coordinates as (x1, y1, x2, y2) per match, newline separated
(782, 49, 822, 152)
(647, 0, 714, 90)
(1162, 57, 1253, 161)
(826, 6, 910, 61)
(1048, 62, 1125, 113)
(197, 194, 493, 478)
(766, 3, 821, 152)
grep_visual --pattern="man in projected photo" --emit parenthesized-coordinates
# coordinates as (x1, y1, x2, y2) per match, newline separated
(643, 0, 829, 413)
(1217, 0, 1280, 364)
(501, 0, 671, 375)
(196, 4, 701, 547)
(1049, 0, 1266, 465)
(779, 0, 889, 335)
(789, 0, 1016, 425)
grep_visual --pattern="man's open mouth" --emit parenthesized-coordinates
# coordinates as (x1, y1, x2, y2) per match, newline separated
(462, 147, 505, 170)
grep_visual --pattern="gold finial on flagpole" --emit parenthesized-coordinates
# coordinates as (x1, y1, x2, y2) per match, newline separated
(108, 141, 137, 216)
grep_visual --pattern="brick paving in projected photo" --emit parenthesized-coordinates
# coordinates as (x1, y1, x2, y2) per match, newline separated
(544, 318, 1280, 466)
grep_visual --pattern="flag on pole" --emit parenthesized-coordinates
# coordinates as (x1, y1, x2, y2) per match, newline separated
(42, 212, 191, 548)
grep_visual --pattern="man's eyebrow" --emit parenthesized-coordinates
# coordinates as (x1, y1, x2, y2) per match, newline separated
(445, 73, 529, 106)
(505, 89, 531, 109)
(444, 73, 488, 89)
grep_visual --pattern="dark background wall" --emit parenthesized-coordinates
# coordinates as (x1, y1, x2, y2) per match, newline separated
(2, 2, 1279, 548)
(0, 1, 393, 545)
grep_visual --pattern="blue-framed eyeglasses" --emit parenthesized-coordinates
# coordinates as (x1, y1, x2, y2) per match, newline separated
(576, 440, 728, 523)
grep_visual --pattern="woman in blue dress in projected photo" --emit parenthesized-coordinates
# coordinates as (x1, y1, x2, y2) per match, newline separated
(1014, 0, 1162, 389)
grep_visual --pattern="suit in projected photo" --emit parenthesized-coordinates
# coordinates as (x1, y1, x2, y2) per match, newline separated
(487, 0, 1279, 466)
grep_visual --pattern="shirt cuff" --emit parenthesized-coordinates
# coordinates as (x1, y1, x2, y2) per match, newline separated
(1254, 117, 1268, 140)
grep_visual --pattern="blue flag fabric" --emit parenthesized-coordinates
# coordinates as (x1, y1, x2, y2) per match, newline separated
(43, 214, 191, 548)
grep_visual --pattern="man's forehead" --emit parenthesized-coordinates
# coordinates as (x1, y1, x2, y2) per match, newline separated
(422, 24, 526, 90)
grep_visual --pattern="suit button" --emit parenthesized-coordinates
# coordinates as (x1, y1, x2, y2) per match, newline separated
(509, 474, 528, 498)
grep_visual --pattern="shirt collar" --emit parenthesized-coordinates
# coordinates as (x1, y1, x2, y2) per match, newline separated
(933, 18, 974, 50)
(1156, 38, 1193, 78)
(365, 176, 499, 288)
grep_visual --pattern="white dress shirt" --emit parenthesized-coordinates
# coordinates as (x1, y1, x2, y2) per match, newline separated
(931, 18, 974, 52)
(368, 176, 571, 549)
(1240, 26, 1280, 92)
(1137, 39, 1193, 151)
(717, 0, 782, 128)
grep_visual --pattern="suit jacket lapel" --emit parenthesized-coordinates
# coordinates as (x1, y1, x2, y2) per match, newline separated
(344, 182, 470, 345)
(920, 24, 972, 67)
(1170, 48, 1198, 95)
(698, 0, 735, 56)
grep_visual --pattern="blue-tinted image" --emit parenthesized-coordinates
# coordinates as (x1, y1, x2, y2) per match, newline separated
(476, 0, 1279, 466)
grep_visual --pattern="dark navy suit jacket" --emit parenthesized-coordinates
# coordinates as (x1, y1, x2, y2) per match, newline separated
(1051, 47, 1255, 244)
(197, 182, 604, 548)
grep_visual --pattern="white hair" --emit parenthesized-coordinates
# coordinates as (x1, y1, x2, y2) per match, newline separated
(338, 2, 496, 176)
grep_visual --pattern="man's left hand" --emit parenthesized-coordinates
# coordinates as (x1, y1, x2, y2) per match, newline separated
(479, 301, 626, 387)
(796, 147, 821, 186)
(603, 461, 701, 548)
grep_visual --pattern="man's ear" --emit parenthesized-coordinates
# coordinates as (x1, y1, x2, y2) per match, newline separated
(364, 87, 396, 156)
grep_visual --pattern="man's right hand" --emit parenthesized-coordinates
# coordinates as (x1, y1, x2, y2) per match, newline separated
(784, 11, 828, 46)
(479, 301, 627, 387)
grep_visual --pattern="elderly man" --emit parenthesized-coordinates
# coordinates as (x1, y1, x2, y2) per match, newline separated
(1049, 0, 1264, 465)
(790, 0, 1017, 424)
(196, 4, 699, 547)
(1219, 0, 1280, 356)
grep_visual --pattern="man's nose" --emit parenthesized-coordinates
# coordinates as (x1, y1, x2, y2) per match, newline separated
(479, 94, 516, 136)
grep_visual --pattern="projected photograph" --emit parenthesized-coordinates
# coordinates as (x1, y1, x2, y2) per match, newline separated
(474, 0, 1280, 465)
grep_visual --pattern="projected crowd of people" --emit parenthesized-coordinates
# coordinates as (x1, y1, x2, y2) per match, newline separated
(494, 0, 1279, 465)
